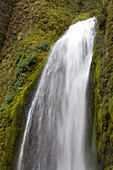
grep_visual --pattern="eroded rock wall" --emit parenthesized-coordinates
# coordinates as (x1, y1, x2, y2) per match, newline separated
(91, 0, 113, 169)
(0, 0, 12, 50)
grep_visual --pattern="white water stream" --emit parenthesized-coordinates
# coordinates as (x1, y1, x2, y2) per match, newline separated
(17, 17, 96, 170)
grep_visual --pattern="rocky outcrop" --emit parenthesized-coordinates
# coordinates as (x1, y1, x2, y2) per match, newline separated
(0, 0, 12, 50)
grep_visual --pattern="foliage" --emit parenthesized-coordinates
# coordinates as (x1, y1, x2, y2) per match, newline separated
(0, 0, 78, 169)
(90, 0, 109, 29)
(0, 0, 112, 169)
(105, 166, 113, 170)
(72, 12, 94, 24)
(91, 0, 113, 168)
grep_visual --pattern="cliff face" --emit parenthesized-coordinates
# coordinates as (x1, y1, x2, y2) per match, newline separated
(0, 0, 78, 169)
(0, 0, 113, 170)
(91, 0, 113, 169)
(0, 0, 12, 51)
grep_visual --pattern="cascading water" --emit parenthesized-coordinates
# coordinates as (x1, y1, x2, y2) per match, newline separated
(17, 17, 96, 170)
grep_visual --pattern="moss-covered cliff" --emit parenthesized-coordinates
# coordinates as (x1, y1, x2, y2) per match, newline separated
(0, 0, 113, 169)
(91, 0, 113, 169)
(0, 0, 13, 51)
(0, 0, 79, 169)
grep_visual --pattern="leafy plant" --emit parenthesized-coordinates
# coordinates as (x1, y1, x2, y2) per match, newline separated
(34, 41, 49, 52)
(4, 92, 14, 104)
(90, 0, 108, 28)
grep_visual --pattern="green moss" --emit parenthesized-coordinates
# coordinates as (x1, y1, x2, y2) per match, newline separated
(0, 56, 46, 169)
(0, 0, 112, 169)
(0, 0, 80, 169)
(91, 0, 113, 168)
(1, 60, 45, 170)
(105, 166, 113, 170)
(72, 12, 94, 24)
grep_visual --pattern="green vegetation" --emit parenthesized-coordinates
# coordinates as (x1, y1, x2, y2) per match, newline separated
(72, 12, 94, 24)
(105, 166, 113, 170)
(0, 0, 113, 169)
(0, 0, 79, 169)
(91, 0, 113, 169)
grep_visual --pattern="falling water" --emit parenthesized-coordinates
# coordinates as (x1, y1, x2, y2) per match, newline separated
(17, 17, 96, 170)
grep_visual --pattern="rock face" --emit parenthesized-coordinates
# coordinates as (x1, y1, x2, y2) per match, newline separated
(0, 1, 78, 169)
(91, 0, 113, 168)
(0, 0, 112, 169)
(0, 0, 12, 50)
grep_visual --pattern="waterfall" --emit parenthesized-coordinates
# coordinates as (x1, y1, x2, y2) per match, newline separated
(17, 17, 96, 170)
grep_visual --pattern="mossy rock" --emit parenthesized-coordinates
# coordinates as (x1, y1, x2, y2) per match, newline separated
(105, 166, 113, 170)
(91, 0, 113, 168)
(0, 0, 79, 169)
(72, 12, 94, 24)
